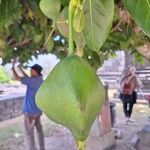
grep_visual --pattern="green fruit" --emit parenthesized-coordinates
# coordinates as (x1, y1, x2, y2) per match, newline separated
(36, 55, 105, 141)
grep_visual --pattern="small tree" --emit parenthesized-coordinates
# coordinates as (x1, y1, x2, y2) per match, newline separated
(0, 66, 10, 83)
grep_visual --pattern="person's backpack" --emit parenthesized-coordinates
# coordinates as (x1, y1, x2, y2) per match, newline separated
(121, 74, 132, 95)
(122, 81, 132, 95)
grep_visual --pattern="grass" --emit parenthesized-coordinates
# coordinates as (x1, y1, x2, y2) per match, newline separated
(0, 123, 23, 150)
(0, 115, 63, 150)
(0, 123, 22, 141)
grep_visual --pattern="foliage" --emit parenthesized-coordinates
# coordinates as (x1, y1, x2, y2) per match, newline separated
(0, 0, 149, 69)
(0, 0, 21, 30)
(0, 0, 50, 64)
(0, 66, 10, 83)
(101, 1, 150, 62)
(123, 0, 150, 37)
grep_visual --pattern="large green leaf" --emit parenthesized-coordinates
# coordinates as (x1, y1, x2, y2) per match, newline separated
(123, 0, 150, 37)
(0, 0, 21, 30)
(39, 0, 61, 23)
(83, 0, 114, 52)
(36, 56, 105, 141)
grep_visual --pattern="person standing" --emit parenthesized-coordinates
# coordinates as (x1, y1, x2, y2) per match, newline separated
(119, 66, 140, 122)
(12, 59, 45, 150)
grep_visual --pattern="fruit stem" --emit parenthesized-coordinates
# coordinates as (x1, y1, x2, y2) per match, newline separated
(76, 140, 86, 150)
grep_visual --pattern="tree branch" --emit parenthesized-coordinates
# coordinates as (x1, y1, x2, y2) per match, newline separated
(11, 39, 32, 48)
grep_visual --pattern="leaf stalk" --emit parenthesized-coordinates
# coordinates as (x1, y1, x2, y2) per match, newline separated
(68, 0, 78, 56)
(76, 140, 86, 150)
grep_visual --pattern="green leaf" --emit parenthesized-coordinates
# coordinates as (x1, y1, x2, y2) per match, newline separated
(83, 48, 103, 70)
(26, 0, 47, 28)
(45, 38, 54, 52)
(32, 27, 43, 43)
(123, 0, 150, 37)
(0, 0, 21, 30)
(134, 52, 145, 64)
(57, 8, 68, 37)
(39, 0, 61, 23)
(74, 32, 86, 49)
(83, 0, 114, 51)
(26, 0, 43, 17)
(33, 33, 43, 44)
(60, 0, 70, 6)
(36, 56, 105, 141)
(73, 6, 84, 33)
(57, 8, 85, 50)
(0, 66, 10, 83)
(9, 23, 24, 41)
(57, 8, 86, 49)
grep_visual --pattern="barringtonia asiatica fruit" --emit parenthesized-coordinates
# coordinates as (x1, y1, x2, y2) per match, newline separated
(36, 55, 105, 141)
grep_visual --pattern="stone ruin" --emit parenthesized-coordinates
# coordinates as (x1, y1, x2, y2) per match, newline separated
(97, 51, 150, 99)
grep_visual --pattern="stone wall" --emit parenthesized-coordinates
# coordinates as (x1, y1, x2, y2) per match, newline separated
(0, 94, 24, 121)
(97, 51, 150, 89)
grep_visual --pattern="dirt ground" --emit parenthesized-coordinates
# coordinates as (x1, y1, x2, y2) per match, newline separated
(0, 85, 150, 150)
(112, 102, 150, 150)
(0, 100, 149, 150)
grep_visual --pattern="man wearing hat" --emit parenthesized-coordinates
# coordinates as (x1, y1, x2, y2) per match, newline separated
(12, 59, 45, 150)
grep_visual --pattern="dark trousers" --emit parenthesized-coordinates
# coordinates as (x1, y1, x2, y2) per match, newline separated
(119, 92, 137, 118)
(123, 100, 134, 118)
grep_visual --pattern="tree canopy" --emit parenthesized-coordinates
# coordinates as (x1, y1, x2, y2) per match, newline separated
(0, 0, 150, 69)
